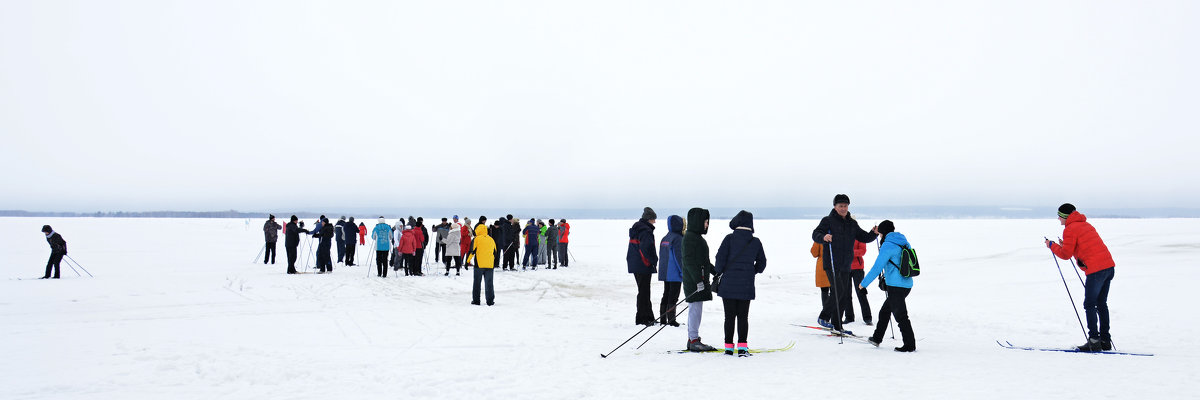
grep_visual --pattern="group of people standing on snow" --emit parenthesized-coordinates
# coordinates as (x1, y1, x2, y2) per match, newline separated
(262, 214, 573, 306)
(627, 195, 1118, 355)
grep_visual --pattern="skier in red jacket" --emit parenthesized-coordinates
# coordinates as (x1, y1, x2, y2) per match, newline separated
(1045, 203, 1116, 352)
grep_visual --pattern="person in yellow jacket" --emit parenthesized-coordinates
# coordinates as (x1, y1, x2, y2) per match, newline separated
(470, 224, 497, 306)
(811, 242, 831, 316)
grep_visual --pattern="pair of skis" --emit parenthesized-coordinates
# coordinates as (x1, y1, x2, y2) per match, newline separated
(996, 340, 1152, 357)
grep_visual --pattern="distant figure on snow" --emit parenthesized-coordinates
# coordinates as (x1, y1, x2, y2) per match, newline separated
(40, 225, 67, 279)
(284, 216, 310, 274)
(263, 215, 281, 265)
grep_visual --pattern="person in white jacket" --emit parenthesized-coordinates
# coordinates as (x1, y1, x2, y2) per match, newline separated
(392, 219, 406, 272)
(442, 220, 463, 275)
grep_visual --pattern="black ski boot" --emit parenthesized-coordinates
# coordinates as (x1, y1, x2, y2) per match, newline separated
(1076, 338, 1103, 352)
(687, 338, 716, 352)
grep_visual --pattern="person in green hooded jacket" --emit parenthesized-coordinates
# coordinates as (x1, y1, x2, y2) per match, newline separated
(681, 207, 718, 352)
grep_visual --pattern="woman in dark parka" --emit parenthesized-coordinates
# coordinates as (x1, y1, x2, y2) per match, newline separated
(714, 210, 767, 356)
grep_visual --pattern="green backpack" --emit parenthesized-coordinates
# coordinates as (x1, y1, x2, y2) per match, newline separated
(891, 244, 920, 278)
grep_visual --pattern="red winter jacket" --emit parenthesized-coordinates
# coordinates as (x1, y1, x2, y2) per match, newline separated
(412, 227, 425, 249)
(358, 225, 367, 245)
(851, 240, 866, 270)
(399, 230, 417, 254)
(460, 225, 471, 256)
(1051, 212, 1115, 275)
(559, 222, 570, 243)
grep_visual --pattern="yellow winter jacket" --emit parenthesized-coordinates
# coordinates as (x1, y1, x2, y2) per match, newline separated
(472, 225, 496, 269)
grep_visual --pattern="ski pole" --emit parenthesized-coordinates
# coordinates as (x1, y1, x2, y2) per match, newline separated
(65, 255, 93, 277)
(601, 298, 687, 358)
(1046, 238, 1089, 343)
(569, 248, 577, 264)
(253, 244, 265, 264)
(826, 233, 844, 344)
(635, 303, 690, 350)
(62, 258, 81, 277)
(1058, 237, 1087, 288)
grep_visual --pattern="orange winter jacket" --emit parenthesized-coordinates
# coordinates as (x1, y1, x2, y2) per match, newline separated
(1051, 212, 1115, 275)
(811, 242, 829, 288)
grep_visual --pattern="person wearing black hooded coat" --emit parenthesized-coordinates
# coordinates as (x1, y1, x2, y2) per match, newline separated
(812, 194, 878, 334)
(681, 208, 718, 352)
(714, 210, 767, 356)
(40, 225, 66, 279)
(627, 207, 659, 326)
(343, 217, 358, 266)
(314, 217, 335, 273)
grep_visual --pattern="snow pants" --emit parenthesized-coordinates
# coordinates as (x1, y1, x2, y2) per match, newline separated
(848, 269, 872, 322)
(264, 241, 277, 264)
(472, 267, 495, 305)
(634, 273, 654, 324)
(376, 250, 389, 277)
(44, 252, 63, 279)
(659, 281, 681, 324)
(873, 286, 915, 349)
(819, 269, 852, 331)
(285, 244, 299, 274)
(558, 243, 569, 266)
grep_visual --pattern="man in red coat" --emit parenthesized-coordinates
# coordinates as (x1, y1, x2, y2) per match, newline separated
(1045, 203, 1116, 352)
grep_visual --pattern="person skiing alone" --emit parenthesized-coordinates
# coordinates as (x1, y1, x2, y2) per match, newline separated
(627, 207, 659, 326)
(1045, 203, 1117, 352)
(681, 208, 718, 352)
(858, 220, 916, 352)
(40, 225, 67, 279)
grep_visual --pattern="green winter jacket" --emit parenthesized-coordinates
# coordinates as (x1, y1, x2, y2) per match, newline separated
(682, 207, 715, 303)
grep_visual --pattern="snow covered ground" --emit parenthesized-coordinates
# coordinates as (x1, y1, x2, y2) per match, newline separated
(1, 216, 1196, 399)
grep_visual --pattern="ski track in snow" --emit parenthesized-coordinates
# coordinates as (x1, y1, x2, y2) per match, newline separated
(1, 217, 1197, 399)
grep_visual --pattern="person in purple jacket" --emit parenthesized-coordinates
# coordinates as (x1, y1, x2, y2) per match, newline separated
(657, 215, 684, 326)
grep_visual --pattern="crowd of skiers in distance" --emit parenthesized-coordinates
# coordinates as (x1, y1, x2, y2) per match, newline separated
(262, 214, 572, 306)
(626, 195, 1118, 355)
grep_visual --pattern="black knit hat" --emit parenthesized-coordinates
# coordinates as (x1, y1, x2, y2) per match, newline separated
(642, 207, 657, 220)
(41, 225, 52, 233)
(833, 194, 850, 205)
(878, 220, 895, 234)
(1058, 203, 1076, 219)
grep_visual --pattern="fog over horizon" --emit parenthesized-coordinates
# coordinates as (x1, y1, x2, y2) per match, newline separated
(2, 1, 1196, 212)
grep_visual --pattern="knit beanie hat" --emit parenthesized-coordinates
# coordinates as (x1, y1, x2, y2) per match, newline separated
(878, 220, 895, 234)
(833, 194, 850, 205)
(378, 217, 385, 224)
(1058, 203, 1076, 219)
(41, 225, 52, 233)
(641, 207, 657, 220)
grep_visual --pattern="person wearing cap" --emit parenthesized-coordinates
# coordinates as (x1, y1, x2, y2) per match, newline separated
(858, 220, 916, 352)
(371, 217, 393, 277)
(522, 219, 539, 269)
(627, 207, 660, 326)
(441, 216, 464, 275)
(812, 194, 879, 335)
(313, 216, 335, 273)
(40, 225, 67, 279)
(1045, 203, 1117, 352)
(284, 216, 310, 274)
(391, 218, 406, 271)
(334, 217, 347, 264)
(557, 219, 570, 267)
(263, 215, 282, 265)
(343, 217, 358, 266)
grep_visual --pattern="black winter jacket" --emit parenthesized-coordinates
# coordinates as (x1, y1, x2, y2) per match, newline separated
(811, 209, 877, 272)
(626, 219, 658, 274)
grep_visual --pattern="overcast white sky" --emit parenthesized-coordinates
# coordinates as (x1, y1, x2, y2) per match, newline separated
(1, 1, 1196, 212)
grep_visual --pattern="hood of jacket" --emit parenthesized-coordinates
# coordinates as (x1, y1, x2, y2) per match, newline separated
(728, 210, 754, 232)
(1065, 211, 1087, 225)
(667, 215, 683, 235)
(686, 208, 709, 235)
(629, 218, 655, 238)
(881, 231, 910, 248)
(475, 224, 490, 237)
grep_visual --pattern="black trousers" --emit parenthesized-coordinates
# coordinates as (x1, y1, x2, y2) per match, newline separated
(659, 281, 682, 324)
(414, 248, 425, 274)
(264, 241, 277, 264)
(634, 273, 654, 324)
(546, 242, 558, 267)
(873, 286, 915, 348)
(44, 253, 63, 279)
(503, 244, 518, 269)
(345, 242, 356, 265)
(316, 247, 332, 272)
(435, 243, 445, 259)
(723, 298, 751, 344)
(558, 243, 569, 266)
(848, 269, 872, 322)
(336, 238, 345, 262)
(285, 244, 299, 274)
(406, 254, 420, 276)
(819, 269, 853, 331)
(376, 250, 388, 277)
(444, 255, 463, 274)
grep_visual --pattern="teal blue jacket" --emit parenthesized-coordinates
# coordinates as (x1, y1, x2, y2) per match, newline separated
(860, 232, 913, 289)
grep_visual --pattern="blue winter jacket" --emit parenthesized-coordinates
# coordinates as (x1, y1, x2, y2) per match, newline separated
(860, 232, 913, 289)
(658, 215, 684, 282)
(714, 211, 767, 300)
(626, 219, 658, 274)
(371, 223, 392, 251)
